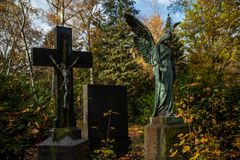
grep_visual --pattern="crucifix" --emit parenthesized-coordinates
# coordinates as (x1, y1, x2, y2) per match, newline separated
(31, 26, 92, 128)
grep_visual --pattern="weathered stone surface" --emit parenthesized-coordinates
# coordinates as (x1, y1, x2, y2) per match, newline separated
(82, 84, 130, 155)
(38, 137, 88, 160)
(38, 128, 88, 160)
(144, 116, 188, 160)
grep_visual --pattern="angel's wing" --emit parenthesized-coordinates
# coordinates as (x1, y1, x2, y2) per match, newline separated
(124, 13, 155, 63)
(173, 22, 181, 29)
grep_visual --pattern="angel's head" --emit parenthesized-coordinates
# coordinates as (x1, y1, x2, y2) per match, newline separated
(160, 14, 180, 43)
(160, 31, 172, 43)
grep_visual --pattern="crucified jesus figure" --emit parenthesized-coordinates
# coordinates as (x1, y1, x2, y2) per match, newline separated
(50, 55, 79, 123)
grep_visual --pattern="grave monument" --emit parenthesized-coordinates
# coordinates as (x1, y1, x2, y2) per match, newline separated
(31, 26, 92, 160)
(124, 13, 187, 160)
(82, 84, 130, 156)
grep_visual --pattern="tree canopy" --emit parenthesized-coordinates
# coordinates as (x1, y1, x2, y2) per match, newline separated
(0, 0, 239, 159)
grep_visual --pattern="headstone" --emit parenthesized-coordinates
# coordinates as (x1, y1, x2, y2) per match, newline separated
(82, 84, 130, 155)
(32, 26, 92, 160)
(144, 116, 188, 160)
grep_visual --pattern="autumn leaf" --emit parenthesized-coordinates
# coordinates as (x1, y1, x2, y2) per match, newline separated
(169, 150, 178, 157)
(190, 153, 200, 160)
(182, 145, 190, 153)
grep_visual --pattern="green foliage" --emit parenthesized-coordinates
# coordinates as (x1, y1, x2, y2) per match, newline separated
(170, 0, 240, 159)
(179, 0, 240, 74)
(91, 109, 118, 160)
(103, 0, 139, 26)
(168, 0, 195, 13)
(52, 128, 73, 142)
(0, 74, 53, 160)
(91, 139, 117, 160)
(0, 0, 42, 76)
(92, 0, 154, 122)
(125, 125, 144, 159)
(133, 91, 154, 124)
(172, 68, 240, 159)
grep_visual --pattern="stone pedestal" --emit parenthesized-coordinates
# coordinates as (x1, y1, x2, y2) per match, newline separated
(38, 128, 88, 160)
(144, 116, 188, 160)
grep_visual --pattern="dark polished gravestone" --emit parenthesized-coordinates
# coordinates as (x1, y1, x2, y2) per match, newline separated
(82, 84, 130, 156)
(32, 26, 92, 160)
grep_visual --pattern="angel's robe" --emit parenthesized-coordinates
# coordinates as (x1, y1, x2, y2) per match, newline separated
(123, 12, 178, 117)
(151, 37, 176, 117)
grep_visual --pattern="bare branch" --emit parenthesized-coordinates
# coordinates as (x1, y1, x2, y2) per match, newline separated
(46, 0, 60, 10)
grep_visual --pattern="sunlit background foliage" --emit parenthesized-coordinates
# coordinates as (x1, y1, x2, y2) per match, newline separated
(0, 0, 239, 159)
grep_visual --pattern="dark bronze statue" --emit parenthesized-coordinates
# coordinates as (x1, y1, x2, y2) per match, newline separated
(50, 55, 79, 123)
(124, 13, 180, 117)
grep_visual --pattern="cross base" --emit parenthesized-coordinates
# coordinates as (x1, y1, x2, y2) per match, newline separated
(38, 127, 89, 160)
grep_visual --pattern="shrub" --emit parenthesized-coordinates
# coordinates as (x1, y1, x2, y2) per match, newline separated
(171, 69, 240, 159)
(0, 74, 53, 160)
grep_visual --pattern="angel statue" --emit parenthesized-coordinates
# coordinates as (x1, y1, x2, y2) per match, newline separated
(124, 13, 180, 117)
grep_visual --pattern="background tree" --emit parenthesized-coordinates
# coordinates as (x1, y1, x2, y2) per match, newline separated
(0, 1, 52, 159)
(168, 0, 195, 13)
(45, 0, 79, 26)
(170, 0, 240, 159)
(143, 13, 163, 43)
(0, 0, 41, 77)
(92, 0, 154, 123)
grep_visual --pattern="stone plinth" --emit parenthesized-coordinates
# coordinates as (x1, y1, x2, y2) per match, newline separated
(144, 116, 188, 160)
(38, 128, 88, 160)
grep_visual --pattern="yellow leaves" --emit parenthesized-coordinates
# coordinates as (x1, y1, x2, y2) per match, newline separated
(0, 5, 7, 12)
(129, 125, 144, 138)
(169, 149, 178, 157)
(94, 147, 115, 157)
(179, 138, 186, 146)
(46, 13, 61, 26)
(200, 137, 208, 143)
(143, 13, 163, 42)
(133, 52, 153, 77)
(31, 128, 39, 134)
(21, 108, 30, 113)
(196, 75, 202, 80)
(212, 149, 221, 156)
(222, 120, 238, 128)
(42, 113, 49, 122)
(190, 153, 200, 160)
(189, 82, 200, 87)
(233, 136, 240, 148)
(92, 138, 116, 159)
(211, 119, 217, 125)
(103, 109, 119, 117)
(8, 119, 15, 128)
(183, 114, 194, 123)
(33, 107, 40, 114)
(189, 96, 194, 102)
(34, 122, 40, 128)
(177, 133, 184, 138)
(183, 145, 191, 153)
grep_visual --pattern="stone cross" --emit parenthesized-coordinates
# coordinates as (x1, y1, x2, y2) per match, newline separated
(31, 26, 92, 128)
